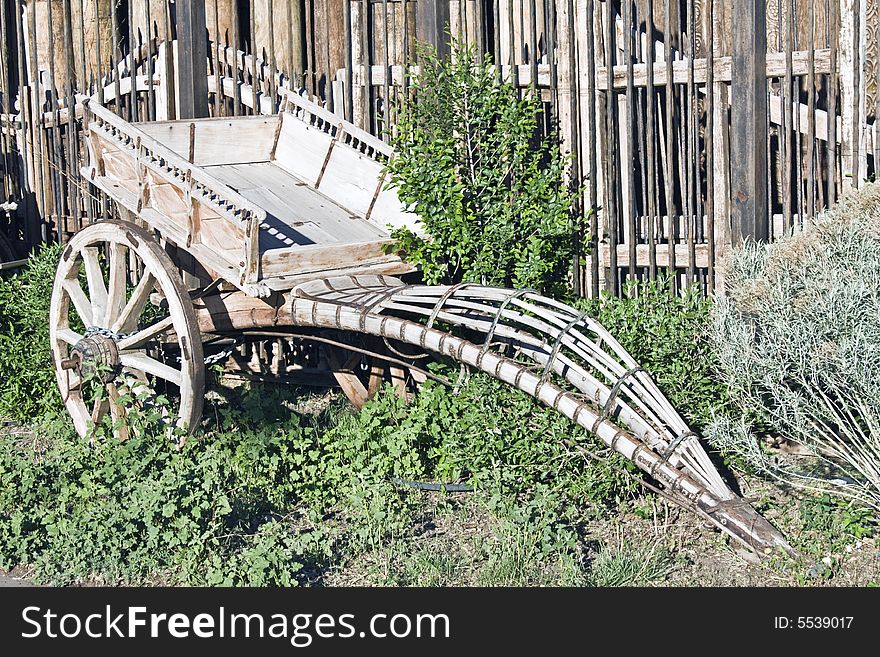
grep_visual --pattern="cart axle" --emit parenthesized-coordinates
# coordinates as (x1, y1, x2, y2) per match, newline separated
(68, 334, 122, 384)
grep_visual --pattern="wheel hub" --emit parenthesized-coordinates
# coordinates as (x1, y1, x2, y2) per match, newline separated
(64, 334, 121, 383)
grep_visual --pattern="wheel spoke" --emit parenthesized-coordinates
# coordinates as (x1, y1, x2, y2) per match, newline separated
(107, 383, 130, 441)
(112, 272, 156, 333)
(56, 327, 83, 346)
(119, 352, 183, 386)
(82, 247, 108, 326)
(105, 241, 128, 328)
(63, 278, 94, 327)
(91, 395, 109, 426)
(117, 316, 175, 350)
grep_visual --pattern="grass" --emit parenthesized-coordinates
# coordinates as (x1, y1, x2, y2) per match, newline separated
(588, 532, 673, 587)
(2, 386, 879, 587)
(2, 249, 878, 587)
(0, 377, 631, 586)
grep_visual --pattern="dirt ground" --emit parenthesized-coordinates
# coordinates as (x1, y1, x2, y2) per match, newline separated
(0, 567, 33, 587)
(321, 471, 880, 587)
(2, 403, 877, 587)
(3, 490, 877, 587)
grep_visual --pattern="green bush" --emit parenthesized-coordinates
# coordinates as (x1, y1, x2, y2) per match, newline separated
(0, 245, 64, 421)
(709, 184, 880, 510)
(387, 40, 582, 296)
(413, 374, 639, 507)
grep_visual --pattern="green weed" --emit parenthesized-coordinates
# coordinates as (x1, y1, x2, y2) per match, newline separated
(0, 245, 64, 420)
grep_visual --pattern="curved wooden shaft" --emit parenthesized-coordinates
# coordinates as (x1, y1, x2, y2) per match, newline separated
(194, 278, 791, 556)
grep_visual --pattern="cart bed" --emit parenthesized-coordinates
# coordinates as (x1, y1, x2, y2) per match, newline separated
(205, 161, 388, 249)
(81, 92, 420, 295)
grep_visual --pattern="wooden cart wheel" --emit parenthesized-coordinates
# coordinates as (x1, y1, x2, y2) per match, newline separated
(49, 219, 204, 438)
(325, 336, 422, 409)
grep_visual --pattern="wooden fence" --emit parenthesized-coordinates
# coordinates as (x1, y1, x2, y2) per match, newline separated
(0, 0, 876, 296)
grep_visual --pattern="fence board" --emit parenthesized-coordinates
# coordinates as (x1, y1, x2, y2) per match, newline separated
(0, 0, 870, 295)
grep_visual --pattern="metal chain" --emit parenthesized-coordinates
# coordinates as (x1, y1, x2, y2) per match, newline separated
(83, 325, 139, 341)
(84, 325, 235, 367)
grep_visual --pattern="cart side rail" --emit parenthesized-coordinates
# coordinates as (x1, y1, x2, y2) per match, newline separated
(81, 100, 267, 293)
(278, 88, 393, 161)
(275, 89, 422, 237)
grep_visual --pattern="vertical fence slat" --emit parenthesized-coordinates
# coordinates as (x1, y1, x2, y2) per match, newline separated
(128, 0, 138, 121)
(176, 0, 209, 119)
(730, 0, 768, 243)
(231, 0, 241, 115)
(507, 0, 518, 87)
(360, 0, 370, 131)
(603, 0, 617, 293)
(344, 0, 353, 120)
(249, 0, 258, 112)
(529, 0, 538, 89)
(781, 0, 792, 230)
(662, 0, 675, 278)
(63, 0, 82, 234)
(268, 0, 277, 105)
(92, 0, 104, 105)
(585, 0, 599, 297)
(112, 0, 122, 114)
(793, 0, 804, 228)
(643, 0, 656, 281)
(382, 0, 390, 138)
(210, 0, 220, 115)
(47, 0, 65, 233)
(685, 0, 696, 284)
(828, 0, 838, 204)
(807, 2, 817, 218)
(145, 0, 155, 120)
(705, 0, 715, 291)
(28, 0, 47, 231)
(15, 0, 36, 242)
(622, 0, 636, 285)
(0, 0, 11, 213)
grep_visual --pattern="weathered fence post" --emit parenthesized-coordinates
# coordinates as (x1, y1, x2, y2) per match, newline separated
(176, 0, 209, 119)
(416, 0, 450, 59)
(729, 0, 768, 244)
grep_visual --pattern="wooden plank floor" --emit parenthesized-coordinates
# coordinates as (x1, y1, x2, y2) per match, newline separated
(204, 161, 389, 251)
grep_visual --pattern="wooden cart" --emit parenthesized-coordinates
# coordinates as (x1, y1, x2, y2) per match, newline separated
(49, 91, 791, 556)
(52, 91, 426, 436)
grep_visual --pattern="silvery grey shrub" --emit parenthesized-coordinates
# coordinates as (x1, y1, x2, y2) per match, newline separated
(709, 184, 880, 510)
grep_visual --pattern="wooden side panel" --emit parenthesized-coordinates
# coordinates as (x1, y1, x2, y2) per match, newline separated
(316, 144, 384, 217)
(147, 181, 190, 222)
(272, 114, 333, 186)
(260, 239, 399, 278)
(136, 116, 279, 166)
(100, 150, 140, 197)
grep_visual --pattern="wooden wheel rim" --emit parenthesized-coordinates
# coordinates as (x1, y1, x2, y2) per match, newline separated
(49, 220, 204, 437)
